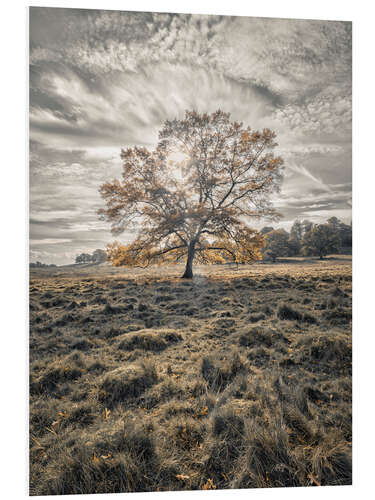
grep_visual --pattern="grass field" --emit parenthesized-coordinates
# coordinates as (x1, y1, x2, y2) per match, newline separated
(29, 256, 352, 495)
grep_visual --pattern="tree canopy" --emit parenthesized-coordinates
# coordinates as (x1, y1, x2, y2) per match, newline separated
(301, 223, 340, 259)
(92, 249, 107, 263)
(99, 110, 284, 277)
(327, 217, 352, 248)
(288, 220, 303, 256)
(75, 253, 92, 264)
(75, 249, 107, 265)
(263, 229, 290, 262)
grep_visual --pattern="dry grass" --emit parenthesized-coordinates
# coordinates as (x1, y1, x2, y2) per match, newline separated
(29, 256, 352, 494)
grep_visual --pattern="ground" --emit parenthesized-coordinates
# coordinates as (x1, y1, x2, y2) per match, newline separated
(29, 256, 352, 495)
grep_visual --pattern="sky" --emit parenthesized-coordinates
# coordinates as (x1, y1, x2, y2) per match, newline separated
(29, 7, 352, 265)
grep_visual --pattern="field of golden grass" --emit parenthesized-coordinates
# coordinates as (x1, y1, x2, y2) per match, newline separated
(29, 256, 352, 495)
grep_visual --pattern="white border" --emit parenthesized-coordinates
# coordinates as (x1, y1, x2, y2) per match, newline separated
(1, 1, 373, 499)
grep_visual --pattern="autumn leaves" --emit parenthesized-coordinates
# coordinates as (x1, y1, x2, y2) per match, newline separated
(99, 110, 284, 277)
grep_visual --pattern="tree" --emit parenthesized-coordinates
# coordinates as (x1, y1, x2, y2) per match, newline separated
(290, 220, 303, 241)
(340, 223, 352, 249)
(327, 216, 341, 232)
(75, 253, 93, 264)
(327, 217, 352, 250)
(30, 261, 56, 268)
(92, 249, 107, 263)
(288, 220, 303, 256)
(99, 110, 284, 278)
(302, 219, 313, 235)
(301, 223, 340, 259)
(263, 229, 290, 262)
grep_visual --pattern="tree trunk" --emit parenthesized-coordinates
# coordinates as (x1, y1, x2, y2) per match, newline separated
(182, 241, 196, 278)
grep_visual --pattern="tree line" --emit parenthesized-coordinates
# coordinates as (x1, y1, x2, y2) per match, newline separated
(75, 249, 107, 264)
(261, 216, 352, 262)
(30, 261, 57, 268)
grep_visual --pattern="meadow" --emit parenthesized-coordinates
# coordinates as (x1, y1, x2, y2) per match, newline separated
(29, 256, 352, 495)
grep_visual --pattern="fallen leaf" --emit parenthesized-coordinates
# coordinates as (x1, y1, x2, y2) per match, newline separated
(202, 478, 216, 490)
(176, 474, 190, 481)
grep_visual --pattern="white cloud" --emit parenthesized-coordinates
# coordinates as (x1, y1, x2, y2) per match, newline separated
(272, 91, 351, 137)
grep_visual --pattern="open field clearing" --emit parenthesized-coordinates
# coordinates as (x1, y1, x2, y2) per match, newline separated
(29, 256, 352, 494)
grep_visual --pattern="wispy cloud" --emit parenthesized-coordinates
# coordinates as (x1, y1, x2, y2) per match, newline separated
(287, 163, 333, 193)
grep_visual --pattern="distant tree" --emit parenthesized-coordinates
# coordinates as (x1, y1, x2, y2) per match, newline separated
(340, 223, 352, 248)
(92, 249, 107, 263)
(302, 219, 313, 235)
(260, 226, 274, 235)
(263, 229, 290, 262)
(287, 237, 300, 257)
(30, 261, 56, 268)
(75, 253, 93, 264)
(288, 219, 303, 255)
(99, 110, 284, 278)
(327, 217, 352, 250)
(327, 216, 341, 231)
(301, 223, 340, 259)
(290, 220, 304, 241)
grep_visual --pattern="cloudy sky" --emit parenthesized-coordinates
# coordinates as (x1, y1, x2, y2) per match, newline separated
(29, 7, 352, 265)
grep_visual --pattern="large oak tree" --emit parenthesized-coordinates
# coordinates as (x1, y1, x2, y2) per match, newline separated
(99, 110, 284, 278)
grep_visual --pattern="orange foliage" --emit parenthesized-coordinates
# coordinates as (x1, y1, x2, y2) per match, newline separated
(99, 110, 284, 276)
